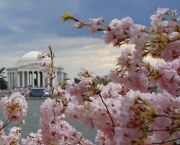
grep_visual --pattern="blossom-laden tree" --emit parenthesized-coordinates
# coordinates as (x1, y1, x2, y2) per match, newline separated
(1, 7, 180, 145)
(24, 8, 180, 145)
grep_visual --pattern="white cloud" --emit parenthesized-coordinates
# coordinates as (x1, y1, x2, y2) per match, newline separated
(1, 35, 160, 80)
(0, 36, 121, 79)
(1, 37, 135, 77)
(0, 51, 24, 68)
(53, 37, 121, 78)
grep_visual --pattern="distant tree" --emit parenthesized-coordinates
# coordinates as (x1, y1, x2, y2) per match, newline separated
(74, 77, 81, 83)
(0, 67, 8, 90)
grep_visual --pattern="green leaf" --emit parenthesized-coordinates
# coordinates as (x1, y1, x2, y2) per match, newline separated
(61, 12, 74, 22)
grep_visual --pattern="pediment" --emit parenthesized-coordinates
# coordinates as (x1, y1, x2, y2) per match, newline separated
(18, 63, 39, 69)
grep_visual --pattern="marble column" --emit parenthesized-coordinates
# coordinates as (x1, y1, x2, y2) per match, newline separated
(15, 71, 18, 88)
(43, 75, 45, 87)
(32, 71, 34, 87)
(27, 71, 29, 87)
(38, 72, 40, 87)
(7, 73, 10, 88)
(9, 72, 12, 88)
(22, 71, 24, 87)
(60, 72, 62, 82)
(17, 72, 20, 87)
(12, 72, 14, 88)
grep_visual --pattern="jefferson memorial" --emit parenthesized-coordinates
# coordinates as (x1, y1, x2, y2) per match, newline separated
(6, 51, 66, 88)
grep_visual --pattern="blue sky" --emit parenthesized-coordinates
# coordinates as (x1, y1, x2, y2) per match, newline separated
(1, 1, 180, 79)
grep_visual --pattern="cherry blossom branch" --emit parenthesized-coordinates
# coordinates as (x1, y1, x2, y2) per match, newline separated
(152, 137, 180, 144)
(48, 45, 55, 98)
(99, 93, 115, 129)
(0, 111, 14, 130)
(0, 119, 11, 131)
(149, 127, 178, 132)
(156, 114, 180, 120)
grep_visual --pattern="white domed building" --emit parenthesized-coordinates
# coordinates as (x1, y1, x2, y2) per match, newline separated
(6, 51, 66, 88)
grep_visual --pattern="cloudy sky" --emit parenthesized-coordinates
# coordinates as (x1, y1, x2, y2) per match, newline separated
(0, 0, 180, 79)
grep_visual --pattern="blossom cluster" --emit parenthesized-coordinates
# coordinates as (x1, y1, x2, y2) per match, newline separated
(60, 7, 180, 144)
(24, 51, 94, 144)
(0, 92, 28, 124)
(37, 50, 52, 79)
(21, 130, 44, 145)
(64, 67, 180, 144)
(0, 91, 27, 144)
(0, 124, 22, 145)
(40, 97, 93, 145)
(109, 47, 180, 97)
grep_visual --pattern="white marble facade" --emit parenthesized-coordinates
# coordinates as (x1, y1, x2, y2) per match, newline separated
(7, 51, 65, 88)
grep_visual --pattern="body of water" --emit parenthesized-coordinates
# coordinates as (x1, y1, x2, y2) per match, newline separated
(0, 99, 97, 144)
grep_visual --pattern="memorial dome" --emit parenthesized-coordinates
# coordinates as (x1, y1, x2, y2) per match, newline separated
(15, 51, 50, 66)
(21, 51, 40, 59)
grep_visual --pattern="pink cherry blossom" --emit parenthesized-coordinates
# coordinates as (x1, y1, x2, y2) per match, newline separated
(37, 51, 46, 61)
(157, 7, 169, 14)
(21, 130, 44, 145)
(73, 22, 84, 29)
(0, 92, 28, 124)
